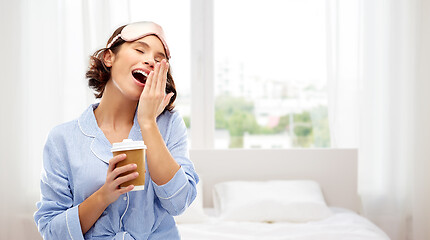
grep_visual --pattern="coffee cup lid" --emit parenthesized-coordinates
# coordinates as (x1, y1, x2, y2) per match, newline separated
(111, 139, 147, 152)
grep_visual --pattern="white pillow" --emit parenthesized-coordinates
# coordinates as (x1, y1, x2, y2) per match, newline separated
(174, 179, 209, 223)
(213, 180, 332, 222)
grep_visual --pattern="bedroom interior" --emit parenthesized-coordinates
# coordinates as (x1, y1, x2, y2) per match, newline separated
(175, 149, 389, 239)
(1, 0, 429, 240)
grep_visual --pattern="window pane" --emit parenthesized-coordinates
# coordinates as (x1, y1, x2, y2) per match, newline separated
(129, 0, 192, 144)
(214, 0, 330, 148)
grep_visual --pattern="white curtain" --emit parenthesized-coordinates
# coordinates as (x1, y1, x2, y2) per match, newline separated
(0, 0, 130, 239)
(328, 0, 430, 239)
(326, 0, 360, 148)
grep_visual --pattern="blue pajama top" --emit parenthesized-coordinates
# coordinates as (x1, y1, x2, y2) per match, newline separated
(34, 103, 199, 239)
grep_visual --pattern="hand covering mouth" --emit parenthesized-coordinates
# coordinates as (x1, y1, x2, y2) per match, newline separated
(132, 69, 148, 84)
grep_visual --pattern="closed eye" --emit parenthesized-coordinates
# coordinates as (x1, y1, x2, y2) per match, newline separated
(155, 56, 166, 63)
(136, 49, 144, 54)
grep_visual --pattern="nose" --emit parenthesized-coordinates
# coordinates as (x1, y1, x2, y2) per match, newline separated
(144, 56, 155, 69)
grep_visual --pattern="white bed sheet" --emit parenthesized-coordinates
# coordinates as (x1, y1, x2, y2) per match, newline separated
(177, 207, 390, 240)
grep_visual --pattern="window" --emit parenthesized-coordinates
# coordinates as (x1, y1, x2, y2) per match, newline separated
(213, 0, 330, 148)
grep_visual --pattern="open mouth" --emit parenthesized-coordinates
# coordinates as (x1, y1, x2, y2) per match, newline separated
(132, 69, 148, 84)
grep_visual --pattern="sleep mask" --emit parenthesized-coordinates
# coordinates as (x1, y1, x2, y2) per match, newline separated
(106, 21, 171, 59)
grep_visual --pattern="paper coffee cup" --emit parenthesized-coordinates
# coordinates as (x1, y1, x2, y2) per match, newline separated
(111, 139, 147, 191)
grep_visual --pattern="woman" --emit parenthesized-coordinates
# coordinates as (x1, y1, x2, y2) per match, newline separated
(34, 21, 198, 240)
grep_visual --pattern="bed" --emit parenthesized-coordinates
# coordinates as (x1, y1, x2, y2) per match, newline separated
(175, 149, 390, 240)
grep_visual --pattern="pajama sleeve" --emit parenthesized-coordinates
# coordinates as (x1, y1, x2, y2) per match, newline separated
(151, 112, 199, 216)
(34, 129, 84, 240)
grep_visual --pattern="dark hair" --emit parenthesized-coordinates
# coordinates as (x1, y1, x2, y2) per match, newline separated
(86, 25, 177, 112)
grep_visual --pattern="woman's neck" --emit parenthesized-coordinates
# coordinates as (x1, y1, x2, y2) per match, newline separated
(94, 83, 138, 131)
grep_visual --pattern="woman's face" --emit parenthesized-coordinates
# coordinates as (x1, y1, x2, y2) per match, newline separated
(106, 35, 167, 100)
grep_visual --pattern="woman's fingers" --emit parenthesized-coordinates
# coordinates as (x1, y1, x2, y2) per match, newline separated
(101, 155, 140, 204)
(110, 163, 137, 181)
(113, 171, 139, 187)
(144, 71, 154, 91)
(137, 60, 170, 121)
(156, 60, 168, 94)
(150, 62, 160, 92)
(163, 92, 174, 107)
(107, 154, 127, 173)
(143, 60, 168, 96)
(118, 185, 135, 195)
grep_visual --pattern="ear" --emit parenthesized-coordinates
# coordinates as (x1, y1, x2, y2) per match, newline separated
(103, 49, 115, 67)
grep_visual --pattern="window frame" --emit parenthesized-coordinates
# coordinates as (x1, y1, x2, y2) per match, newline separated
(190, 0, 215, 149)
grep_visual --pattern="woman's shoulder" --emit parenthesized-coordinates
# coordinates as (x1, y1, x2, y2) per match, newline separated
(47, 119, 80, 140)
(48, 104, 96, 140)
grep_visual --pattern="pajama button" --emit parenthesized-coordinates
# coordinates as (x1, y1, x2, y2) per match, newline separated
(123, 197, 127, 201)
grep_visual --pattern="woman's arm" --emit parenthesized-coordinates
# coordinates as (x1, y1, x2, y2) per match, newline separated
(147, 111, 199, 215)
(78, 153, 139, 234)
(34, 129, 139, 238)
(140, 121, 180, 185)
(137, 59, 179, 185)
(35, 130, 84, 240)
(137, 60, 198, 215)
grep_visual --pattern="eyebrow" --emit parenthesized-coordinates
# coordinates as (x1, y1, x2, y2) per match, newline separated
(135, 41, 166, 59)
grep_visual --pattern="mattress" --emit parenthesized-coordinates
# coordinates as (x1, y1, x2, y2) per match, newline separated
(177, 207, 390, 240)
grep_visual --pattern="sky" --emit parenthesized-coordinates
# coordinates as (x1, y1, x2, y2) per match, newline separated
(214, 0, 327, 84)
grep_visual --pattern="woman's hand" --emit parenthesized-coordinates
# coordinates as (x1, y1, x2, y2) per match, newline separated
(97, 154, 138, 205)
(137, 59, 174, 126)
(79, 153, 141, 234)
